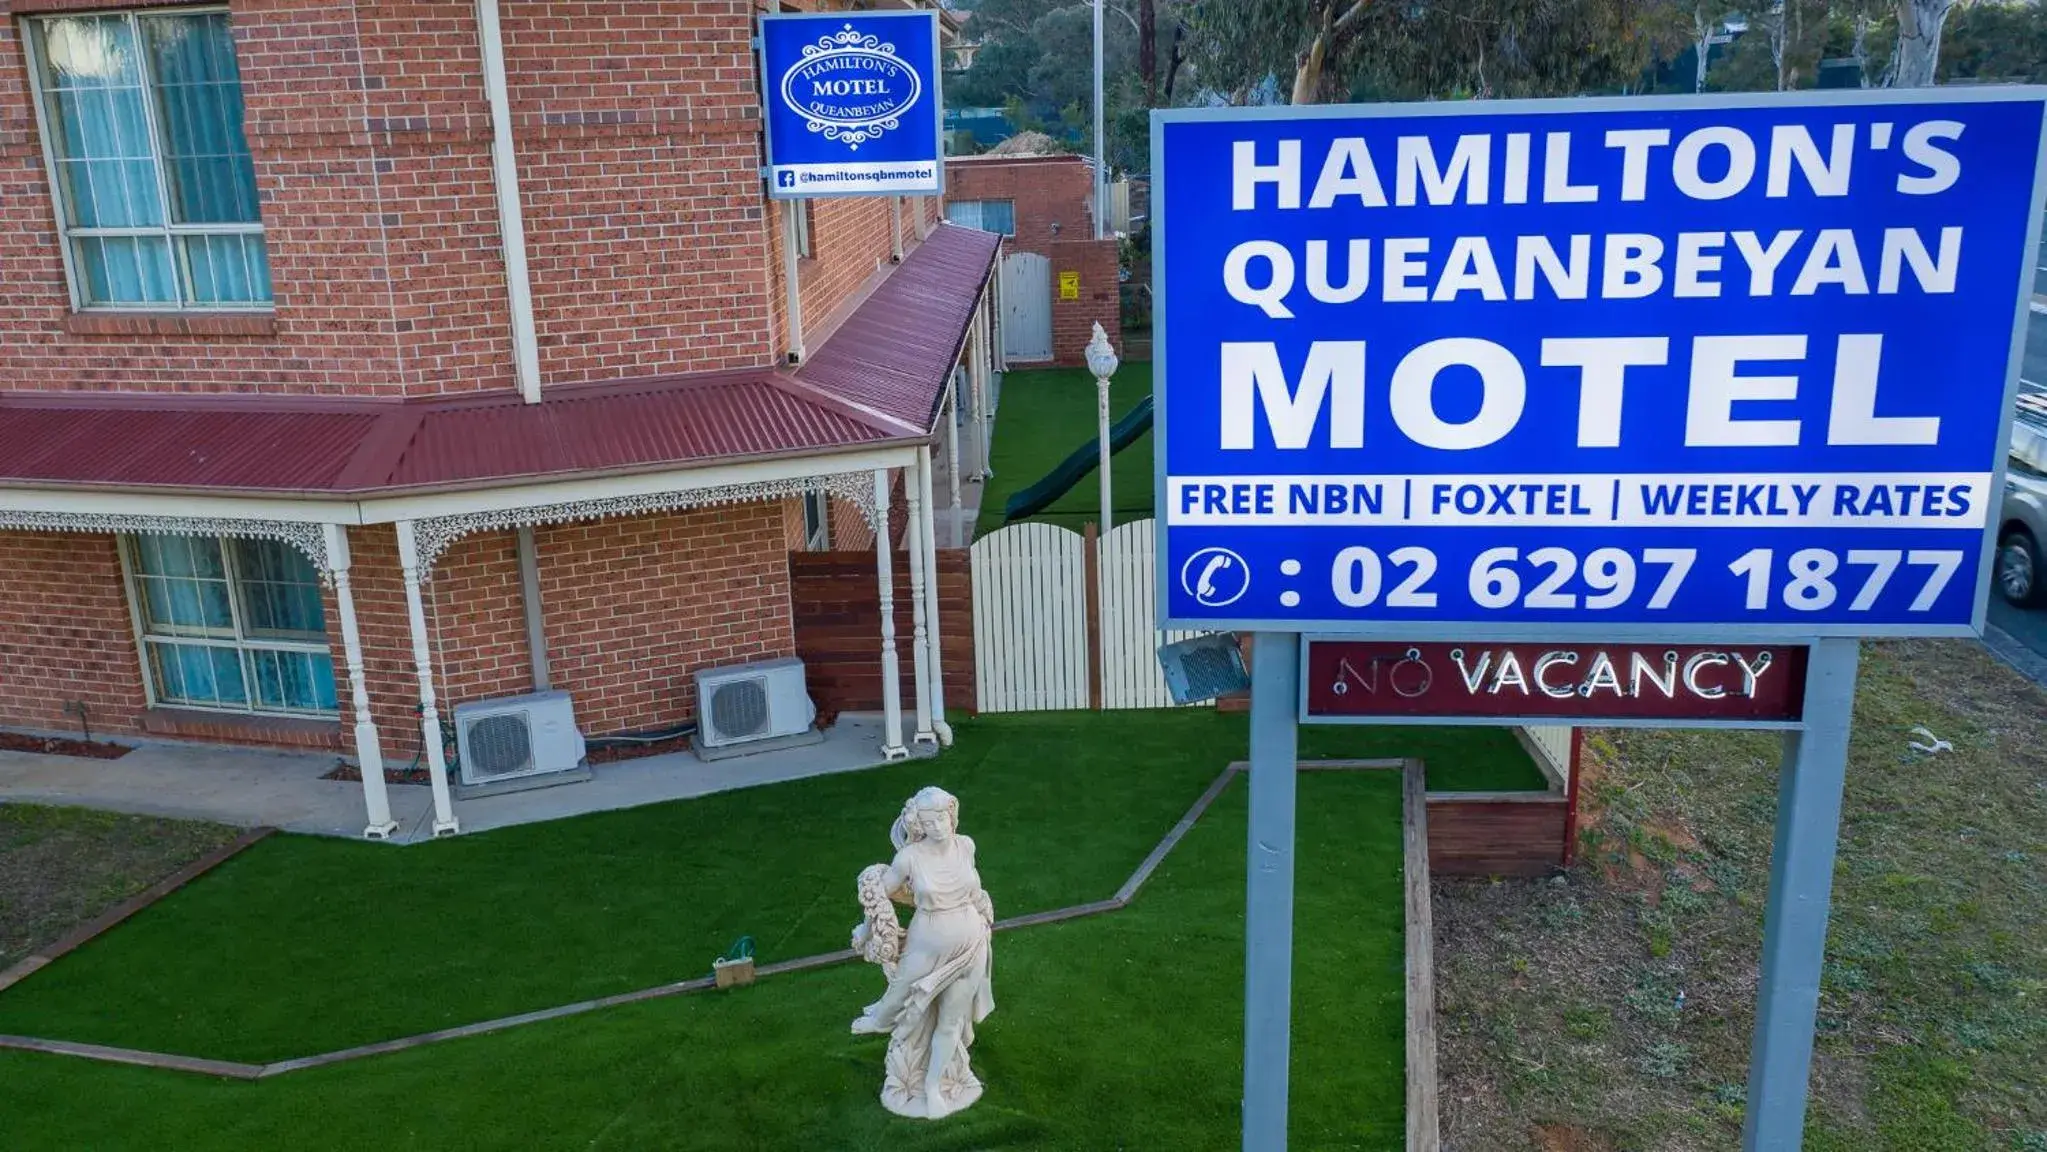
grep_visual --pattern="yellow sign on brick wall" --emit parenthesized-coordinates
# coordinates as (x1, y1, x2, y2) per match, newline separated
(1058, 270, 1080, 300)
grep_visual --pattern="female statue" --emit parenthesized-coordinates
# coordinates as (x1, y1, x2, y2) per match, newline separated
(849, 786, 996, 1119)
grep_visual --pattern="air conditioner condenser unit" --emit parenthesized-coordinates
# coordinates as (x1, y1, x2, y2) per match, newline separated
(695, 657, 817, 749)
(452, 689, 587, 786)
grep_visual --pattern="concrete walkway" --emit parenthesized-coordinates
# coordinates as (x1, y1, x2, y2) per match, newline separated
(0, 715, 933, 844)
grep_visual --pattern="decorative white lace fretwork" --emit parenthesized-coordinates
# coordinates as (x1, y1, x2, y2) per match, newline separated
(408, 471, 880, 575)
(0, 510, 331, 571)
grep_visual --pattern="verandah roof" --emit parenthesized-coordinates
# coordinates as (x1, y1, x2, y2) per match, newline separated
(0, 225, 1001, 499)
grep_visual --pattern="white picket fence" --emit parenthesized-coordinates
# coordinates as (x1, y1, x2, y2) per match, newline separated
(971, 518, 1578, 786)
(1520, 724, 1575, 787)
(971, 521, 1090, 712)
(1100, 519, 1207, 709)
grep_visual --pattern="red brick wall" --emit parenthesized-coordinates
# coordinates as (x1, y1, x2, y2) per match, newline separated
(527, 504, 795, 735)
(768, 193, 941, 363)
(0, 532, 148, 737)
(423, 529, 532, 723)
(0, 0, 806, 397)
(0, 509, 801, 757)
(1049, 238, 1120, 367)
(945, 155, 1093, 257)
(831, 494, 876, 552)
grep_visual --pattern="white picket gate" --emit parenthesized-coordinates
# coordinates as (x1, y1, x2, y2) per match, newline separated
(1100, 519, 1206, 709)
(971, 519, 1578, 774)
(971, 522, 1090, 712)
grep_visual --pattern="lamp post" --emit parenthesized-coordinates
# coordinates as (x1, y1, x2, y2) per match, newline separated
(1085, 321, 1120, 534)
(1092, 0, 1105, 239)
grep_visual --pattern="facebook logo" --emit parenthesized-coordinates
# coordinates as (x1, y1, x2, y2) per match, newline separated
(776, 171, 796, 189)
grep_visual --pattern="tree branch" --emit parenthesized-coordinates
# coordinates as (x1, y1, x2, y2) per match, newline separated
(1330, 0, 1377, 42)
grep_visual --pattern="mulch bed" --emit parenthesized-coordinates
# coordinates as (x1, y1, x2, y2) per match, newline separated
(585, 734, 696, 765)
(0, 732, 132, 760)
(321, 762, 433, 786)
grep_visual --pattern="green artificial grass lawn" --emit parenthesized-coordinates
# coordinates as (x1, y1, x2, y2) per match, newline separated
(0, 711, 1541, 1065)
(977, 363, 1157, 537)
(0, 710, 1544, 1150)
(3, 768, 1412, 1151)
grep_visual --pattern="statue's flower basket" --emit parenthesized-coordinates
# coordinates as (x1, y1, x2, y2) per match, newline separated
(713, 935, 756, 989)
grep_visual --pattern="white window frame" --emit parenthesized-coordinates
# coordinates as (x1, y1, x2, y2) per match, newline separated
(117, 534, 339, 719)
(803, 490, 831, 550)
(22, 6, 272, 313)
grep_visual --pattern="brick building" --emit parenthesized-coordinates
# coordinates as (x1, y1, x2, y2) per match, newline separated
(0, 0, 1001, 837)
(945, 151, 1117, 367)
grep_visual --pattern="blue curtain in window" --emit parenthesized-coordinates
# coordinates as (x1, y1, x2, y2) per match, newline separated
(31, 12, 269, 307)
(142, 13, 267, 305)
(34, 15, 177, 305)
(231, 539, 326, 635)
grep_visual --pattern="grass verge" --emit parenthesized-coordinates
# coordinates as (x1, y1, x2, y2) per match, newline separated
(1433, 639, 2047, 1152)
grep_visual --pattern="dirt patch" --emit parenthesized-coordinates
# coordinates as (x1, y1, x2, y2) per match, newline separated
(0, 731, 131, 760)
(0, 805, 241, 970)
(1534, 1123, 1617, 1152)
(1433, 639, 2047, 1151)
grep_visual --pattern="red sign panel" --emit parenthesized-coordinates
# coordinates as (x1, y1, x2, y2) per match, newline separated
(1303, 642, 1808, 724)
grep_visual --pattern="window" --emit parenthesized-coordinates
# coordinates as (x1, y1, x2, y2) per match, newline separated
(946, 199, 1015, 236)
(124, 535, 338, 716)
(791, 198, 815, 259)
(26, 10, 271, 310)
(803, 490, 831, 550)
(2013, 416, 2047, 479)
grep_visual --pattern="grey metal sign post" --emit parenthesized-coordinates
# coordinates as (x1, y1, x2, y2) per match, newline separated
(1243, 631, 1301, 1152)
(1744, 638, 1860, 1149)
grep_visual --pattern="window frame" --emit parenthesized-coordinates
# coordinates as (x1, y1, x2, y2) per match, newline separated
(22, 6, 272, 314)
(117, 534, 339, 719)
(803, 490, 831, 550)
(946, 198, 1015, 236)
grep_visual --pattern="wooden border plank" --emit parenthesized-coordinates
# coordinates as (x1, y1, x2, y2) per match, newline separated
(1403, 757, 1441, 1152)
(0, 1034, 265, 1079)
(1115, 764, 1240, 903)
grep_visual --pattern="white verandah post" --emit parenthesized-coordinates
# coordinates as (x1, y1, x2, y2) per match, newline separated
(873, 470, 909, 761)
(969, 293, 992, 481)
(917, 445, 952, 745)
(395, 520, 460, 836)
(323, 523, 396, 840)
(905, 463, 937, 746)
(945, 378, 964, 547)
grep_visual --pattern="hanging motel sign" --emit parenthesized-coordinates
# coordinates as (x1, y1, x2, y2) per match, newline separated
(759, 9, 945, 199)
(1302, 640, 1809, 726)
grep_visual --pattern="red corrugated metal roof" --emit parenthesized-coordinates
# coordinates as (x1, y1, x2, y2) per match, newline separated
(382, 373, 893, 490)
(797, 223, 1002, 431)
(0, 398, 388, 493)
(0, 226, 998, 498)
